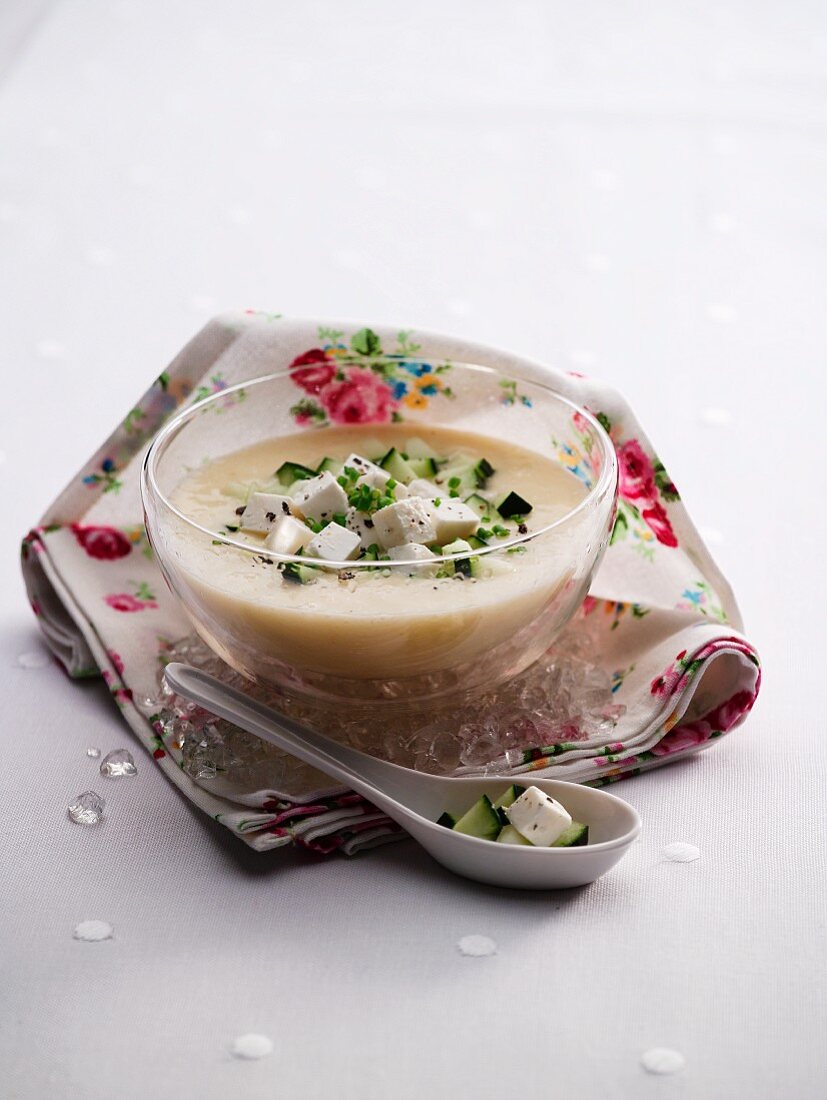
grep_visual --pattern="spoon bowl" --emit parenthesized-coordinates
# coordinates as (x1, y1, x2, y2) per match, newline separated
(165, 663, 641, 889)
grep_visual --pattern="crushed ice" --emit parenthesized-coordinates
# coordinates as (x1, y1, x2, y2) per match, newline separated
(99, 749, 137, 778)
(152, 615, 624, 788)
(68, 791, 104, 825)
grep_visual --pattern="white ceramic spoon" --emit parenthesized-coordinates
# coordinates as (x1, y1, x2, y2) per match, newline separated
(165, 663, 641, 889)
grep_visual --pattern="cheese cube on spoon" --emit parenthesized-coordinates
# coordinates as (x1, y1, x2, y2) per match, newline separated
(291, 471, 348, 523)
(507, 786, 572, 847)
(240, 492, 298, 533)
(264, 515, 313, 556)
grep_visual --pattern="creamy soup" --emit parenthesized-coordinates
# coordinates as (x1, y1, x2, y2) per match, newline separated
(165, 426, 588, 684)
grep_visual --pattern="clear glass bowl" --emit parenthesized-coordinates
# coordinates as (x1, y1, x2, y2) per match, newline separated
(141, 358, 617, 706)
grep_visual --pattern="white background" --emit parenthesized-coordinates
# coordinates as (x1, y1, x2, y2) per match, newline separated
(1, 2, 825, 1098)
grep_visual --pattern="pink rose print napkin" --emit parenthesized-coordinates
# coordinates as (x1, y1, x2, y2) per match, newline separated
(21, 314, 761, 854)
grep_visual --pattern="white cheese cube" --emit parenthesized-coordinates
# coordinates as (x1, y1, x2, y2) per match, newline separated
(344, 453, 409, 499)
(263, 515, 313, 556)
(345, 507, 378, 549)
(306, 522, 361, 562)
(240, 492, 298, 533)
(291, 471, 348, 523)
(343, 453, 384, 479)
(506, 786, 572, 847)
(407, 478, 441, 499)
(386, 542, 439, 576)
(372, 498, 437, 549)
(429, 499, 479, 545)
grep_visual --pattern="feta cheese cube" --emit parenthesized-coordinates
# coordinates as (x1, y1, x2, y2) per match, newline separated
(240, 492, 298, 533)
(386, 542, 439, 577)
(372, 498, 437, 549)
(506, 786, 572, 847)
(429, 499, 479, 544)
(343, 453, 408, 499)
(407, 478, 441, 499)
(291, 471, 348, 523)
(345, 507, 378, 549)
(263, 515, 313, 556)
(306, 522, 361, 562)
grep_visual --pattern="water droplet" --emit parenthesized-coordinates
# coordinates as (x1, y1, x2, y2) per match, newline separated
(641, 1048, 685, 1075)
(17, 651, 50, 669)
(74, 920, 113, 942)
(68, 791, 105, 825)
(583, 254, 611, 273)
(86, 747, 101, 758)
(457, 935, 497, 957)
(706, 302, 737, 323)
(36, 340, 65, 359)
(700, 406, 732, 427)
(662, 842, 700, 863)
(99, 749, 137, 778)
(231, 1034, 274, 1060)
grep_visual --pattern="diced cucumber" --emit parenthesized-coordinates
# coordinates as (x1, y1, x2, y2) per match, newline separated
(493, 784, 526, 810)
(467, 534, 488, 550)
(315, 456, 341, 476)
(474, 458, 496, 485)
(276, 461, 316, 488)
(281, 561, 320, 585)
(550, 821, 589, 847)
(497, 491, 533, 518)
(496, 824, 532, 846)
(405, 436, 442, 461)
(436, 812, 456, 829)
(452, 794, 500, 840)
(453, 554, 481, 579)
(463, 493, 490, 519)
(361, 543, 381, 561)
(408, 456, 438, 478)
(379, 447, 417, 485)
(442, 538, 473, 556)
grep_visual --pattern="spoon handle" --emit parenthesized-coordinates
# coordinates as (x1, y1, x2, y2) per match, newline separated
(164, 663, 390, 809)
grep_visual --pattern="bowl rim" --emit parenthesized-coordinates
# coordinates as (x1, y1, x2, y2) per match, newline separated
(141, 359, 618, 569)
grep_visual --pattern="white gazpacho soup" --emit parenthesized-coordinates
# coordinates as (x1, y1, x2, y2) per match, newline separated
(166, 425, 589, 685)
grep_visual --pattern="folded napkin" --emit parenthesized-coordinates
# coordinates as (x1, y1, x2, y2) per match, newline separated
(22, 314, 761, 853)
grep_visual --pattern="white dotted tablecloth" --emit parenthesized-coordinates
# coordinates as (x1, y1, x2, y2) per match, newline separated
(1, 3, 824, 1097)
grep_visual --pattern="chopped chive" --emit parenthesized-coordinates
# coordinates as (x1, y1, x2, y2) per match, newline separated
(332, 513, 347, 527)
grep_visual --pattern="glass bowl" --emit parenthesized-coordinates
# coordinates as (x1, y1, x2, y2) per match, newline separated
(141, 358, 617, 706)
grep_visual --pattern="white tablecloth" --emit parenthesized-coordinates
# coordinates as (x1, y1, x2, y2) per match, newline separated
(1, 3, 824, 1097)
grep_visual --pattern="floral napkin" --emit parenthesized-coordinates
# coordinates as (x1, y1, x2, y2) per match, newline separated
(21, 314, 761, 853)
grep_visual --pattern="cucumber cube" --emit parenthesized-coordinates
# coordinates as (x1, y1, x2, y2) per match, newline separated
(452, 794, 500, 840)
